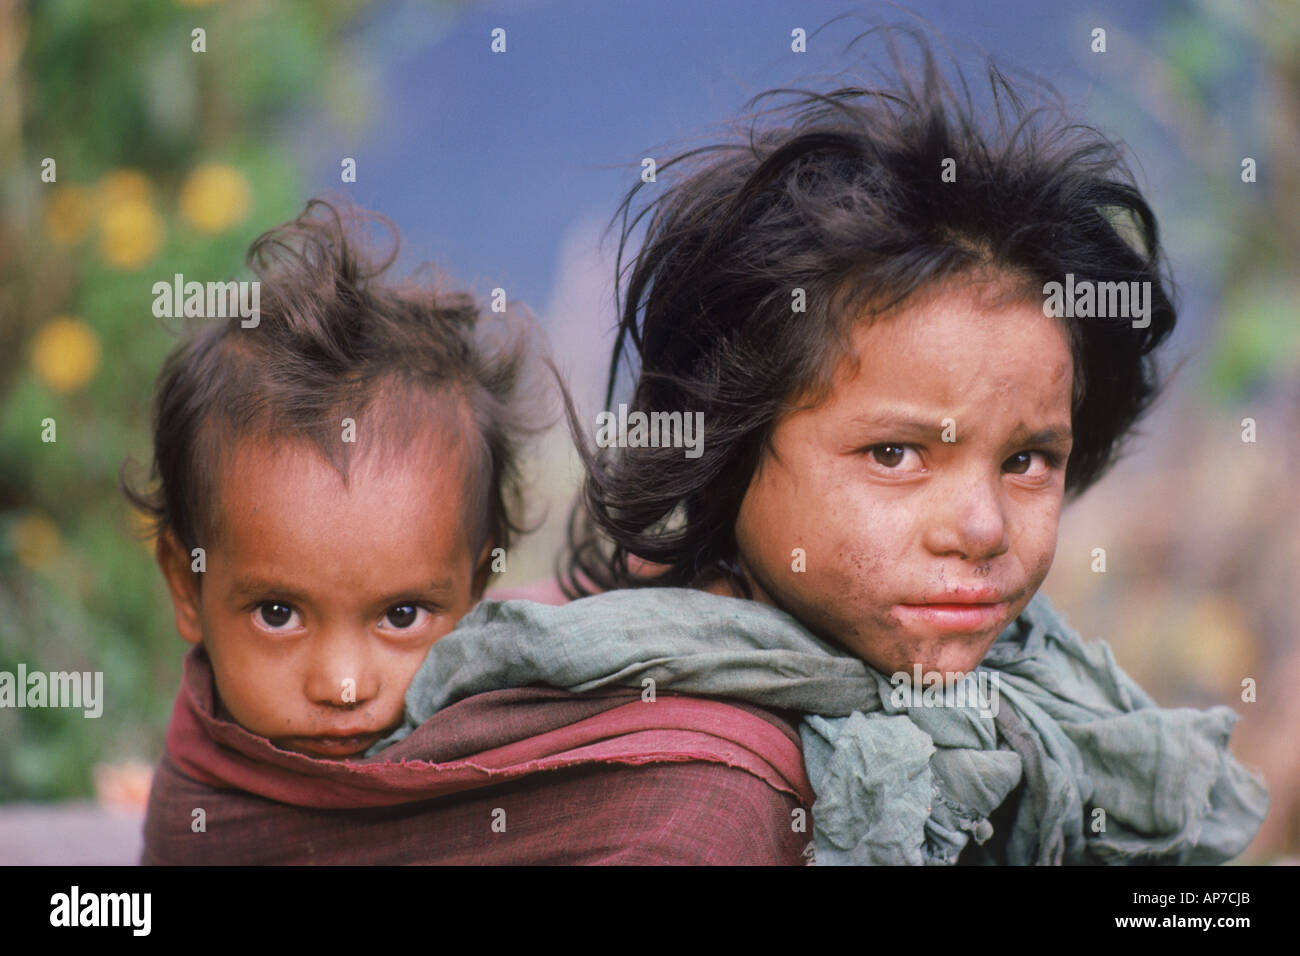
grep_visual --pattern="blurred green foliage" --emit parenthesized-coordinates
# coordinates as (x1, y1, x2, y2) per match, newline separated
(0, 0, 373, 800)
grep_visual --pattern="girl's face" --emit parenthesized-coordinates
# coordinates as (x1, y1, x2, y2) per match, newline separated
(721, 277, 1074, 677)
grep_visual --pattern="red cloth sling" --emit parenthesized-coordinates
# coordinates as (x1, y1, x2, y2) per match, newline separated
(142, 647, 814, 864)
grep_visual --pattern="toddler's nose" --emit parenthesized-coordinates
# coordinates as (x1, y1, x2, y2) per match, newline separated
(304, 641, 380, 709)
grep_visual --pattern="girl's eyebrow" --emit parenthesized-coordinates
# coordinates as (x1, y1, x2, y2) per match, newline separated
(1008, 425, 1074, 447)
(844, 413, 936, 435)
(845, 413, 1073, 447)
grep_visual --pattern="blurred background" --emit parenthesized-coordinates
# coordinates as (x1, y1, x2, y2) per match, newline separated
(0, 0, 1295, 863)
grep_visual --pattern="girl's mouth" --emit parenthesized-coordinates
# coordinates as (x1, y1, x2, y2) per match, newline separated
(893, 601, 1009, 632)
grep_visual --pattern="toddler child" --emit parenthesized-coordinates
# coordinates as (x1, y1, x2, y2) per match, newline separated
(131, 200, 811, 865)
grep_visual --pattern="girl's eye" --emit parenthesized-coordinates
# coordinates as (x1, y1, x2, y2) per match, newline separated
(867, 444, 922, 471)
(379, 604, 429, 630)
(253, 602, 300, 631)
(1004, 451, 1053, 477)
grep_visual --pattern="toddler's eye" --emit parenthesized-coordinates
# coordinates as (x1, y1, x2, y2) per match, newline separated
(380, 604, 428, 630)
(253, 602, 300, 631)
(867, 444, 921, 471)
(1004, 451, 1053, 477)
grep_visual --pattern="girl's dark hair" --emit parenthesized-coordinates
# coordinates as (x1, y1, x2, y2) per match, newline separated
(123, 197, 540, 571)
(563, 29, 1177, 597)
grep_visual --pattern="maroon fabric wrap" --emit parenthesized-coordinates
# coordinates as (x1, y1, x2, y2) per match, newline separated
(141, 647, 814, 864)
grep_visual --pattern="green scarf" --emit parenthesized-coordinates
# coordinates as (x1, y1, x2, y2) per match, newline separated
(372, 588, 1268, 865)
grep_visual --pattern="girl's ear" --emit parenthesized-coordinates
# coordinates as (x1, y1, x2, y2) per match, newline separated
(156, 531, 203, 645)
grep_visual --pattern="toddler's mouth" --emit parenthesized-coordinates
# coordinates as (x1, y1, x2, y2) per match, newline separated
(276, 729, 390, 759)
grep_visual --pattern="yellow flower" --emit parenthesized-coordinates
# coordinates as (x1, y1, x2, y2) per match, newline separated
(98, 197, 164, 269)
(92, 169, 163, 268)
(179, 163, 252, 233)
(96, 169, 153, 206)
(30, 316, 101, 392)
(12, 512, 61, 571)
(44, 185, 95, 245)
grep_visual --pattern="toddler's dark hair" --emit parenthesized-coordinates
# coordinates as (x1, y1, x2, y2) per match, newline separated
(565, 29, 1177, 596)
(123, 198, 538, 574)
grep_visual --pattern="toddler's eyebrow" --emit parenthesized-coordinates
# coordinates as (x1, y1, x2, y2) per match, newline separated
(229, 576, 310, 603)
(228, 575, 457, 604)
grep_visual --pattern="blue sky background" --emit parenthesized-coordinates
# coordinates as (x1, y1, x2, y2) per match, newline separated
(274, 0, 1274, 587)
(285, 0, 1229, 399)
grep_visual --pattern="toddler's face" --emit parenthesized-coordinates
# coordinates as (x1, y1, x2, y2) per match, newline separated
(727, 278, 1074, 677)
(159, 433, 489, 759)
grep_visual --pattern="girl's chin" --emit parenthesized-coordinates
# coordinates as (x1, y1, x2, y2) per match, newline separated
(864, 636, 1003, 679)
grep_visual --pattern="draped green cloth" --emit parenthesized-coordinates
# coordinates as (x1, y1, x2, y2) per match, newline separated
(372, 588, 1268, 865)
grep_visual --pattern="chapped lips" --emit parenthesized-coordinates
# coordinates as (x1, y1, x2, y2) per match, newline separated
(902, 588, 1007, 606)
(894, 589, 1011, 632)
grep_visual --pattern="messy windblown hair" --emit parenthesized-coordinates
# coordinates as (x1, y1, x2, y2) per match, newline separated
(564, 28, 1177, 597)
(123, 197, 539, 573)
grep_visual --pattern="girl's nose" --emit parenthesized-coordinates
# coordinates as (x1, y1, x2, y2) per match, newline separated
(925, 474, 1010, 562)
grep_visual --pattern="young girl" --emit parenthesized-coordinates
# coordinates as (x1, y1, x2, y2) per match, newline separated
(376, 35, 1269, 865)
